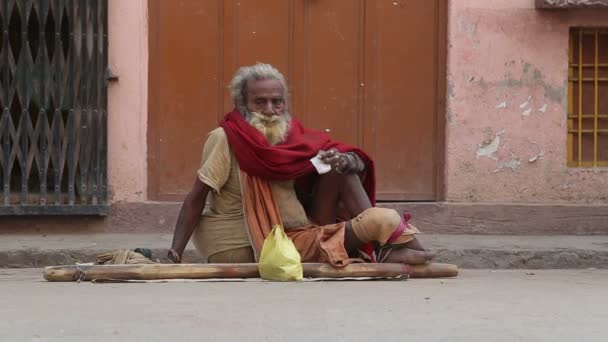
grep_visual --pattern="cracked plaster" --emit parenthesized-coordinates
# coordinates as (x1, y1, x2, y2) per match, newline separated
(446, 0, 608, 203)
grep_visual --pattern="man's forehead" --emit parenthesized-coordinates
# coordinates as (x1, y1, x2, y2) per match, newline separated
(247, 79, 283, 96)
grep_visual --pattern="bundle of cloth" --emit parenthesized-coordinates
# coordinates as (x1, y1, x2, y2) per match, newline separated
(96, 249, 156, 265)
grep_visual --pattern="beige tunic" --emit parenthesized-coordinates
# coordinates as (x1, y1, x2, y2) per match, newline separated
(191, 127, 309, 261)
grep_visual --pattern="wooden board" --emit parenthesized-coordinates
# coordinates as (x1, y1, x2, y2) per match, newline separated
(44, 262, 458, 282)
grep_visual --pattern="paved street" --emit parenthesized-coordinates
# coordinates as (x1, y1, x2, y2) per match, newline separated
(1, 269, 607, 342)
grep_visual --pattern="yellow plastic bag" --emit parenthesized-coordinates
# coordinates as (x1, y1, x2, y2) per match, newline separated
(258, 224, 303, 281)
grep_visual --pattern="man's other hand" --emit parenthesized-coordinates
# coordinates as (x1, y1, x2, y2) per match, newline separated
(168, 249, 182, 263)
(318, 149, 359, 174)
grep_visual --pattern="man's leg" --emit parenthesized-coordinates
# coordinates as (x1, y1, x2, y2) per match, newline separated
(306, 171, 432, 263)
(308, 170, 371, 224)
(348, 207, 434, 264)
(307, 171, 370, 253)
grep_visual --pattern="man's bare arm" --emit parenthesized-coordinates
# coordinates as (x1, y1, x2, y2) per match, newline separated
(168, 178, 210, 263)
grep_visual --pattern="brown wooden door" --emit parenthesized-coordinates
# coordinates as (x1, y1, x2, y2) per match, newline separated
(148, 0, 446, 201)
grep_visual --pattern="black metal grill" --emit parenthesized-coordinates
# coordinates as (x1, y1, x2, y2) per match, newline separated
(0, 0, 108, 215)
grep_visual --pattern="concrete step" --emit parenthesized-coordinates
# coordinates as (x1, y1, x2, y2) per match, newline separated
(1, 233, 607, 269)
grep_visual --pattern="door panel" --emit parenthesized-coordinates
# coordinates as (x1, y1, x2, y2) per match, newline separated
(364, 1, 439, 200)
(292, 0, 362, 146)
(149, 0, 222, 198)
(148, 0, 445, 201)
(236, 0, 290, 68)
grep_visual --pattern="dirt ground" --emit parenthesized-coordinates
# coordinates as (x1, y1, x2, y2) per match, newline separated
(1, 269, 606, 342)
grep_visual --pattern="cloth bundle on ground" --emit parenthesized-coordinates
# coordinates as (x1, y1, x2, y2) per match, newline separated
(96, 249, 156, 265)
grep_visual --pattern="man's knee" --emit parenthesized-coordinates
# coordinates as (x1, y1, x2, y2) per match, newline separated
(319, 168, 344, 180)
(319, 169, 360, 186)
(349, 207, 401, 245)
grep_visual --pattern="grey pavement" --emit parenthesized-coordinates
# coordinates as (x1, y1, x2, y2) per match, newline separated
(1, 268, 607, 342)
(1, 233, 608, 268)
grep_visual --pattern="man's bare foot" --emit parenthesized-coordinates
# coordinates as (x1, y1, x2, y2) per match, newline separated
(402, 237, 426, 251)
(383, 247, 434, 264)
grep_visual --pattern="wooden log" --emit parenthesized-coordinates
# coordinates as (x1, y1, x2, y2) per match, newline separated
(43, 262, 458, 282)
(44, 263, 260, 282)
(404, 263, 459, 278)
(302, 263, 409, 278)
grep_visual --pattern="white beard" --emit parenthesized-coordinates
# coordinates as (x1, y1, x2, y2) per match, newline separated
(247, 112, 291, 146)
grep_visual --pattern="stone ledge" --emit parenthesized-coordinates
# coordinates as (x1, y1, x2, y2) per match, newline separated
(1, 234, 606, 269)
(3, 248, 606, 269)
(535, 0, 608, 9)
(1, 201, 608, 235)
(0, 244, 608, 269)
(382, 202, 608, 235)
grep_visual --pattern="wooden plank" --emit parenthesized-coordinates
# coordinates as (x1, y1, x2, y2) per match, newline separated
(363, 0, 440, 200)
(148, 0, 222, 200)
(293, 0, 361, 146)
(43, 262, 458, 282)
(149, 0, 444, 201)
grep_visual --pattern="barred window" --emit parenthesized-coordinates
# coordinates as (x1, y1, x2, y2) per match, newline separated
(568, 28, 608, 167)
(0, 1, 108, 215)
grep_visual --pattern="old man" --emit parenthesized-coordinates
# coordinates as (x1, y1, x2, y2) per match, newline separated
(168, 63, 434, 266)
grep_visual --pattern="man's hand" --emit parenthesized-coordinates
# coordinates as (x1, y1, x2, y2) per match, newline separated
(318, 149, 364, 174)
(168, 248, 182, 263)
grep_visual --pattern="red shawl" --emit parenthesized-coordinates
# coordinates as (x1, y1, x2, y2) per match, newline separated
(220, 109, 376, 204)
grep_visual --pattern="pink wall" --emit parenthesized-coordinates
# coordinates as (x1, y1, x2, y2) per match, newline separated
(446, 0, 608, 203)
(107, 0, 148, 202)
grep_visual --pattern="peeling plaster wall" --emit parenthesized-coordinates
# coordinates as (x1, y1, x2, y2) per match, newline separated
(447, 0, 608, 203)
(537, 0, 608, 8)
(107, 0, 148, 202)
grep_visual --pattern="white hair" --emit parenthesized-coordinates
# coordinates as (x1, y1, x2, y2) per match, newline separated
(229, 63, 288, 114)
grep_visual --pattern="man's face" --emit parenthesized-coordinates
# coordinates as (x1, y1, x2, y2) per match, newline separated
(245, 79, 286, 116)
(244, 79, 290, 146)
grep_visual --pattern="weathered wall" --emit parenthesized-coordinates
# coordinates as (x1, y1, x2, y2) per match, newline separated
(536, 0, 608, 8)
(107, 0, 148, 202)
(446, 0, 608, 203)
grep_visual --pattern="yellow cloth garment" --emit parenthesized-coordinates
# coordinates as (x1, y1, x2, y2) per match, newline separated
(191, 128, 251, 261)
(192, 128, 315, 261)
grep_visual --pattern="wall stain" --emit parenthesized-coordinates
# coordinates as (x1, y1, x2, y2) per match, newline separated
(495, 62, 565, 105)
(457, 15, 480, 48)
(476, 131, 504, 160)
(495, 155, 521, 172)
(447, 80, 456, 99)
